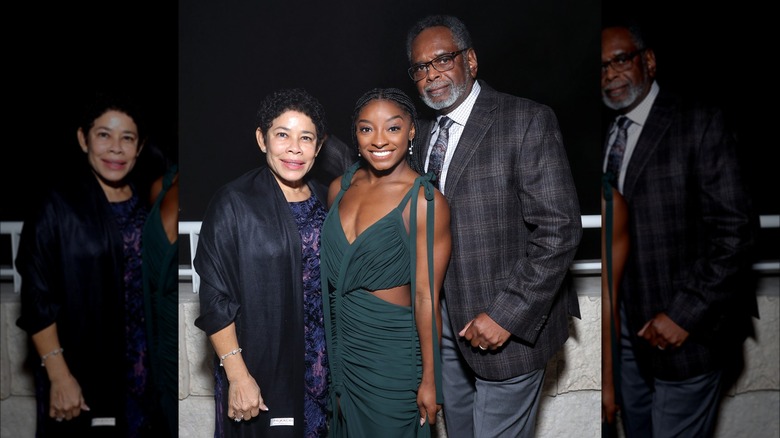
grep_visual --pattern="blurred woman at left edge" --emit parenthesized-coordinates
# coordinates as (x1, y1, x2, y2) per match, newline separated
(16, 92, 161, 437)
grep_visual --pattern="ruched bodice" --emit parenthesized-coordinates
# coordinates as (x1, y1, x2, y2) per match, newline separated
(321, 174, 421, 296)
(320, 162, 441, 437)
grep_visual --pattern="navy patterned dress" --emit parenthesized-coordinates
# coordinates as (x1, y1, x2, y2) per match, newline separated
(289, 194, 330, 437)
(111, 193, 154, 437)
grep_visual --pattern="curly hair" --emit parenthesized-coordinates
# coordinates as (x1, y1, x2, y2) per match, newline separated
(405, 14, 473, 62)
(78, 91, 148, 143)
(255, 88, 327, 144)
(350, 88, 419, 150)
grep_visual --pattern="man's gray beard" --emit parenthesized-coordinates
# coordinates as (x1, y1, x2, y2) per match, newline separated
(602, 81, 644, 111)
(421, 80, 468, 111)
(602, 63, 651, 111)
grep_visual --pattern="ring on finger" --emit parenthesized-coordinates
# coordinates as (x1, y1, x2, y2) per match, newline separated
(56, 417, 64, 422)
(478, 345, 487, 350)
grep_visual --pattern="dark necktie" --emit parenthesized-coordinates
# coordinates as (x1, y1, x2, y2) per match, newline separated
(428, 116, 454, 189)
(606, 116, 632, 179)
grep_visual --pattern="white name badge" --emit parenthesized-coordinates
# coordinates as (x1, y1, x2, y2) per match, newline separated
(270, 417, 294, 427)
(91, 417, 116, 427)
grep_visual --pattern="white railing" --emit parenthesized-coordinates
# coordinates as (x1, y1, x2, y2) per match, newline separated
(3, 215, 779, 294)
(179, 221, 201, 293)
(0, 221, 22, 292)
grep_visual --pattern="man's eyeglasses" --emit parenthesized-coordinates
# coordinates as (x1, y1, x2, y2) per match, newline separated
(408, 49, 469, 82)
(601, 48, 646, 74)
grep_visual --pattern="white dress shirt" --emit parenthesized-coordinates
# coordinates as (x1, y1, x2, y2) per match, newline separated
(424, 81, 482, 193)
(603, 80, 659, 193)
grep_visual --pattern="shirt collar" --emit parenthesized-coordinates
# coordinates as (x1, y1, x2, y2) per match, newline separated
(431, 80, 482, 133)
(623, 80, 659, 127)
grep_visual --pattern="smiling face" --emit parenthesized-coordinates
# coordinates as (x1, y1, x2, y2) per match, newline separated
(77, 109, 141, 193)
(410, 26, 477, 113)
(257, 110, 321, 192)
(601, 26, 656, 112)
(355, 99, 416, 173)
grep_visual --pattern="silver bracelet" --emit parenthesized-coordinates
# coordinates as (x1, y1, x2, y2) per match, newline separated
(40, 347, 64, 367)
(219, 348, 242, 367)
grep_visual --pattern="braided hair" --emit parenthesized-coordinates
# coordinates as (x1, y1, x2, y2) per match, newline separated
(351, 88, 419, 153)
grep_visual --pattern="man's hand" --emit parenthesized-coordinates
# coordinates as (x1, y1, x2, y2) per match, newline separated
(638, 312, 689, 350)
(458, 313, 510, 350)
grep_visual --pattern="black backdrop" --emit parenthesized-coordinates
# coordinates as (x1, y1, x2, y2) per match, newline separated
(178, 0, 603, 259)
(178, 0, 602, 215)
(600, 1, 778, 261)
(3, 2, 178, 220)
(3, 1, 777, 263)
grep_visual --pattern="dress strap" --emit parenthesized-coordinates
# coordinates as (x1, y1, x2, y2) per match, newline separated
(339, 161, 361, 191)
(331, 161, 361, 208)
(396, 171, 430, 210)
(151, 164, 178, 207)
(162, 164, 178, 190)
(602, 172, 621, 404)
(408, 171, 443, 403)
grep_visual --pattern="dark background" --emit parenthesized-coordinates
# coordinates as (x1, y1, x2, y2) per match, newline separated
(601, 0, 778, 261)
(178, 0, 603, 260)
(3, 2, 179, 220)
(1, 2, 178, 272)
(2, 1, 777, 264)
(178, 0, 602, 214)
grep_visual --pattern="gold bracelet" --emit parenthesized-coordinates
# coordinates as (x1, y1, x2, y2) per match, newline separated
(219, 348, 242, 367)
(40, 347, 64, 367)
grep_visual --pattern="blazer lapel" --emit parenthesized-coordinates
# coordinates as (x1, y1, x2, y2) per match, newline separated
(623, 91, 676, 198)
(445, 82, 497, 195)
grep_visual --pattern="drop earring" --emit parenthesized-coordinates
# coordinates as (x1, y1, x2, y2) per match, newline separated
(408, 139, 414, 155)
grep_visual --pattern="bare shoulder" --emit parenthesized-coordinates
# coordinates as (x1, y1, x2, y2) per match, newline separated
(149, 175, 165, 205)
(432, 190, 450, 222)
(413, 184, 450, 221)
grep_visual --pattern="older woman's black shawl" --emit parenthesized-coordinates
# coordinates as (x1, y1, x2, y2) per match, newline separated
(16, 161, 136, 432)
(194, 167, 328, 437)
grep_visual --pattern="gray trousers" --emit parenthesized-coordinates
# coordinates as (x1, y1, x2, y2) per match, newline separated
(440, 299, 545, 438)
(619, 306, 722, 438)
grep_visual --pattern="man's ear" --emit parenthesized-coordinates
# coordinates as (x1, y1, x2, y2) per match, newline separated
(644, 48, 657, 79)
(466, 48, 478, 79)
(256, 128, 267, 153)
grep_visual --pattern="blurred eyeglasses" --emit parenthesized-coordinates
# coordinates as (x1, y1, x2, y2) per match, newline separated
(601, 48, 646, 74)
(408, 49, 469, 82)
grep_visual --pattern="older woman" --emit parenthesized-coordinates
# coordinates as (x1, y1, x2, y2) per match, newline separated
(16, 92, 159, 437)
(194, 88, 332, 437)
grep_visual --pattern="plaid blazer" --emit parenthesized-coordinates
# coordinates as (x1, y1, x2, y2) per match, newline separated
(411, 81, 583, 379)
(614, 89, 758, 381)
